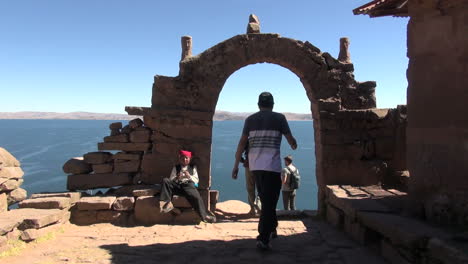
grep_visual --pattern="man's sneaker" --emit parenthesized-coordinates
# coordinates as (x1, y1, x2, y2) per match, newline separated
(160, 201, 174, 213)
(256, 240, 272, 250)
(202, 215, 216, 223)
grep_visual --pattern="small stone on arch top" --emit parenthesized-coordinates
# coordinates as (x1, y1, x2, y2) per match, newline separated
(247, 14, 260, 34)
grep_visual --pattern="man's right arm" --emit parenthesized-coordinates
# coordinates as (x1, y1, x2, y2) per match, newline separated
(285, 133, 297, 150)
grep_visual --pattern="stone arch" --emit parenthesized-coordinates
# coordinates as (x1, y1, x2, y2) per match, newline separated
(136, 33, 379, 214)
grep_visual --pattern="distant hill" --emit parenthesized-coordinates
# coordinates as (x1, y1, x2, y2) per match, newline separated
(0, 111, 312, 121)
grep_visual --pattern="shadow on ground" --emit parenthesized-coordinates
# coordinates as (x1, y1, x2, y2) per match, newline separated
(100, 217, 386, 264)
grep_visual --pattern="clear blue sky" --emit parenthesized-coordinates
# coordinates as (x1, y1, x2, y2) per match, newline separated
(0, 0, 408, 114)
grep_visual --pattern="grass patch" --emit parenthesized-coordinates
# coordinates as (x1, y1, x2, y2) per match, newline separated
(0, 226, 65, 259)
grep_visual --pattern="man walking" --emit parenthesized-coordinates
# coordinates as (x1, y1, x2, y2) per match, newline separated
(232, 91, 297, 250)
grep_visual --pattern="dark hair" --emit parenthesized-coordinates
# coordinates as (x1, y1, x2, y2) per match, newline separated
(258, 92, 274, 108)
(284, 155, 293, 163)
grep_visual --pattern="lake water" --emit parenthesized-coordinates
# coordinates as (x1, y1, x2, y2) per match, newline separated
(0, 119, 317, 209)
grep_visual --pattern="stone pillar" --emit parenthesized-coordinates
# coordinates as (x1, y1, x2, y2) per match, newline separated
(338, 37, 351, 63)
(181, 36, 192, 61)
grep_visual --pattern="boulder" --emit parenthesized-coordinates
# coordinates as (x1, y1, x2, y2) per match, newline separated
(134, 196, 173, 225)
(62, 157, 92, 174)
(7, 188, 27, 205)
(112, 196, 135, 211)
(109, 122, 122, 130)
(0, 167, 24, 179)
(0, 178, 23, 191)
(0, 147, 20, 167)
(129, 118, 144, 129)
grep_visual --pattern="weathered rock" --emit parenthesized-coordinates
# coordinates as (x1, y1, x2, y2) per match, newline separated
(0, 216, 20, 236)
(113, 184, 155, 196)
(112, 196, 135, 211)
(96, 210, 128, 224)
(134, 196, 173, 225)
(19, 209, 67, 229)
(70, 210, 97, 225)
(109, 122, 122, 130)
(338, 37, 351, 63)
(83, 152, 113, 165)
(20, 222, 64, 241)
(112, 152, 141, 161)
(132, 186, 161, 197)
(92, 163, 113, 174)
(103, 134, 129, 143)
(247, 14, 260, 34)
(121, 125, 132, 134)
(62, 157, 92, 174)
(5, 227, 20, 240)
(181, 35, 192, 61)
(0, 193, 7, 212)
(0, 167, 24, 179)
(0, 235, 7, 249)
(0, 178, 23, 191)
(30, 192, 81, 204)
(98, 142, 151, 152)
(19, 197, 71, 210)
(76, 196, 117, 210)
(7, 188, 27, 205)
(114, 160, 140, 173)
(67, 173, 133, 190)
(128, 118, 144, 129)
(0, 147, 20, 167)
(129, 129, 151, 143)
(173, 209, 201, 225)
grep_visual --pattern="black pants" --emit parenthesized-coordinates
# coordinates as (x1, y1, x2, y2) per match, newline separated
(159, 178, 208, 220)
(282, 190, 296, 210)
(253, 170, 282, 243)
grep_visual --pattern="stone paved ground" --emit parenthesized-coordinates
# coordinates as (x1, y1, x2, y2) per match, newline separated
(2, 201, 387, 264)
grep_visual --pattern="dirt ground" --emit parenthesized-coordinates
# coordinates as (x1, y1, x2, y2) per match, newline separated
(2, 200, 386, 264)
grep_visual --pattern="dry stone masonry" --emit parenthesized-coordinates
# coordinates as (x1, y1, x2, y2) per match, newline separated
(0, 148, 27, 211)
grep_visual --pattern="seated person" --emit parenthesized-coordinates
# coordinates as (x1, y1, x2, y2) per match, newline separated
(159, 150, 216, 223)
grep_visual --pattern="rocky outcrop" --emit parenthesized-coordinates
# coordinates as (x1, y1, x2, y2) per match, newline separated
(0, 148, 27, 210)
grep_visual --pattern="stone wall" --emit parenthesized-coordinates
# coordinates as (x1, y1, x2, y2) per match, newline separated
(0, 147, 27, 211)
(406, 0, 468, 226)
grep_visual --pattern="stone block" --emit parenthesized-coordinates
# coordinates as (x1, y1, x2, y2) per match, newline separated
(83, 152, 113, 165)
(62, 157, 92, 174)
(143, 115, 157, 130)
(98, 142, 151, 152)
(427, 238, 468, 264)
(96, 210, 128, 224)
(7, 188, 27, 205)
(357, 212, 448, 249)
(0, 235, 6, 249)
(0, 167, 24, 179)
(129, 118, 144, 129)
(381, 239, 411, 264)
(173, 209, 201, 225)
(112, 152, 141, 161)
(112, 196, 135, 211)
(113, 184, 155, 196)
(76, 196, 117, 211)
(19, 197, 71, 210)
(0, 178, 23, 191)
(103, 134, 129, 143)
(109, 122, 122, 130)
(134, 196, 173, 225)
(130, 129, 151, 143)
(71, 210, 97, 225)
(0, 147, 20, 167)
(92, 163, 113, 174)
(19, 209, 66, 229)
(172, 195, 192, 208)
(0, 193, 6, 212)
(67, 173, 133, 190)
(326, 204, 343, 228)
(30, 192, 81, 204)
(114, 160, 140, 173)
(344, 217, 367, 245)
(0, 216, 20, 236)
(132, 186, 161, 197)
(140, 153, 172, 184)
(20, 222, 63, 241)
(6, 227, 20, 240)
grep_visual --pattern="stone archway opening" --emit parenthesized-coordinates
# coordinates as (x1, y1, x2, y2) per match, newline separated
(212, 63, 318, 210)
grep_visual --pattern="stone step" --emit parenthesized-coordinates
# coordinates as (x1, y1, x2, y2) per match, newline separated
(19, 197, 72, 210)
(30, 192, 81, 204)
(76, 196, 117, 211)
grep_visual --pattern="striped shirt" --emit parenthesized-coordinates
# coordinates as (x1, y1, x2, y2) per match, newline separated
(242, 110, 291, 172)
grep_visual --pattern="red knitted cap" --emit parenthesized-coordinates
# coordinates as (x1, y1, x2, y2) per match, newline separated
(179, 150, 192, 158)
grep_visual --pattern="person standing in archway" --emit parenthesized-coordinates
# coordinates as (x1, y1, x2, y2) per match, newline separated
(281, 155, 298, 210)
(232, 91, 298, 250)
(239, 141, 261, 216)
